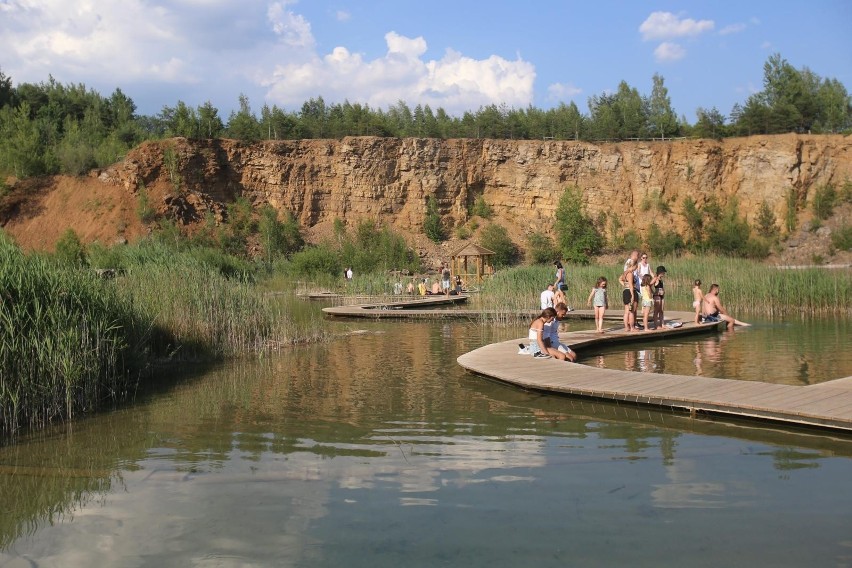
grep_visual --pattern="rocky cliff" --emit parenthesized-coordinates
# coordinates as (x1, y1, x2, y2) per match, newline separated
(3, 134, 852, 260)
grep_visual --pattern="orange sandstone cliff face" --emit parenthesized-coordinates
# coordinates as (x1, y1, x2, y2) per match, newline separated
(3, 133, 851, 254)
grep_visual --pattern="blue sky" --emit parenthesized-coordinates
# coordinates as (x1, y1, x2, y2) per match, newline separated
(1, 0, 850, 122)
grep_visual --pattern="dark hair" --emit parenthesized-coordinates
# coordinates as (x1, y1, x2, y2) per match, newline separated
(694, 279, 701, 286)
(596, 276, 607, 286)
(538, 307, 557, 320)
(555, 261, 563, 268)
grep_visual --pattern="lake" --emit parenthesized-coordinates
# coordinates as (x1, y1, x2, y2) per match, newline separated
(1, 312, 851, 567)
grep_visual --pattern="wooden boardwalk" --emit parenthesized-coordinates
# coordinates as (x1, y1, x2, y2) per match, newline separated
(458, 311, 852, 433)
(323, 295, 474, 318)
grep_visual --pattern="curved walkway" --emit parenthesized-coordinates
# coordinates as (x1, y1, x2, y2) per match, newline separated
(457, 310, 852, 433)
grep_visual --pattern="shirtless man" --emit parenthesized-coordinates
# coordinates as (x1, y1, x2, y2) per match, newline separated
(701, 284, 750, 329)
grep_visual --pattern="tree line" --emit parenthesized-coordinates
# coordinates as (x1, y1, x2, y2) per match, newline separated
(1, 53, 849, 180)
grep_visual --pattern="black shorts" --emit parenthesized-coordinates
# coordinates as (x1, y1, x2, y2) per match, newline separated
(543, 338, 552, 348)
(622, 289, 633, 305)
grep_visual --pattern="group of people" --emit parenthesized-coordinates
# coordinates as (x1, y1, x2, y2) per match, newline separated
(619, 250, 667, 333)
(403, 263, 464, 296)
(526, 250, 750, 361)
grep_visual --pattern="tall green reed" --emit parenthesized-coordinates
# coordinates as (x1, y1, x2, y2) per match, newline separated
(478, 257, 851, 319)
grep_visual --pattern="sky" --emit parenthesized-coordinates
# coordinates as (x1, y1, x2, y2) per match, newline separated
(1, 0, 850, 122)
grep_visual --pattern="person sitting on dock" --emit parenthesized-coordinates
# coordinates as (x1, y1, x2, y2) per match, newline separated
(529, 307, 557, 358)
(544, 303, 577, 362)
(431, 280, 441, 295)
(417, 279, 427, 296)
(701, 284, 751, 329)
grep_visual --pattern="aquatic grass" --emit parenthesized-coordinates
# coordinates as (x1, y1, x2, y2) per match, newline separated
(477, 257, 851, 319)
(1, 237, 333, 440)
(0, 237, 138, 438)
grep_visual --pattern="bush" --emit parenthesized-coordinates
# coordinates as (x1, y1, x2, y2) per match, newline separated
(480, 223, 517, 267)
(554, 185, 603, 265)
(54, 228, 87, 266)
(287, 244, 342, 278)
(681, 196, 704, 246)
(755, 200, 780, 239)
(706, 200, 751, 256)
(832, 225, 852, 251)
(812, 183, 837, 220)
(645, 223, 684, 256)
(526, 231, 559, 265)
(470, 195, 492, 218)
(424, 195, 445, 243)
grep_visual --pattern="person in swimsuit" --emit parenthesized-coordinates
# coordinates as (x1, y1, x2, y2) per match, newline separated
(701, 284, 750, 329)
(652, 266, 666, 329)
(640, 274, 654, 332)
(692, 280, 704, 324)
(619, 259, 638, 332)
(586, 276, 608, 333)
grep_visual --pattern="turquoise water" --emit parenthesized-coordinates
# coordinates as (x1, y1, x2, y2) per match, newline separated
(1, 317, 851, 567)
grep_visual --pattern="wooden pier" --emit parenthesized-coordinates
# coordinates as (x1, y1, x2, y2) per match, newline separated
(323, 295, 472, 318)
(458, 310, 852, 433)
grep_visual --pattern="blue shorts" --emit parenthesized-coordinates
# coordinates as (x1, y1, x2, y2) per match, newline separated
(702, 313, 720, 323)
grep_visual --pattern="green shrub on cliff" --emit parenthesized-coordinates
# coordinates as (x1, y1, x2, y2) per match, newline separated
(554, 186, 603, 265)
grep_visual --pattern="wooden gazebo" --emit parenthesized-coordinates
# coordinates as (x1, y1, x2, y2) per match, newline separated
(451, 243, 495, 284)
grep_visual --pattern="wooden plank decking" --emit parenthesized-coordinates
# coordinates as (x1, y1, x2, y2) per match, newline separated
(457, 311, 852, 433)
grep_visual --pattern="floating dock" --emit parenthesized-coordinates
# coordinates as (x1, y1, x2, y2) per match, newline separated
(458, 310, 852, 433)
(323, 295, 471, 318)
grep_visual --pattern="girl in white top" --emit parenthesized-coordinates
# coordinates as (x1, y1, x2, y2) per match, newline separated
(528, 308, 556, 358)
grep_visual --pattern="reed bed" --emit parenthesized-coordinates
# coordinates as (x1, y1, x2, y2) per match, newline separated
(1, 238, 332, 440)
(0, 238, 137, 438)
(478, 257, 851, 320)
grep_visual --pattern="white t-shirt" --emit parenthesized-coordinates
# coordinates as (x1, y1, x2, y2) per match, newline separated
(540, 289, 555, 309)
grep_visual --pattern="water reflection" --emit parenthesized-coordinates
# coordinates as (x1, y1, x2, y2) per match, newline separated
(582, 317, 852, 384)
(1, 319, 851, 567)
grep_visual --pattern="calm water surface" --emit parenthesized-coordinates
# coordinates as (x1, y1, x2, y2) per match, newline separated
(580, 316, 852, 384)
(1, 315, 851, 567)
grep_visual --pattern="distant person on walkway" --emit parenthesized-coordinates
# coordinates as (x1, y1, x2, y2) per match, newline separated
(540, 283, 555, 310)
(544, 303, 577, 361)
(406, 280, 415, 295)
(441, 264, 451, 295)
(586, 276, 609, 333)
(652, 266, 667, 329)
(431, 280, 441, 295)
(619, 259, 638, 332)
(692, 280, 704, 324)
(454, 274, 463, 295)
(701, 284, 751, 329)
(529, 307, 557, 358)
(623, 250, 642, 328)
(345, 267, 353, 280)
(417, 279, 427, 296)
(554, 261, 573, 311)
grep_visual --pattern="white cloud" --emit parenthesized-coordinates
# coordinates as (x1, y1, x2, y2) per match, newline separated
(547, 83, 582, 101)
(761, 40, 773, 49)
(0, 1, 536, 116)
(267, 2, 314, 48)
(719, 23, 746, 35)
(336, 10, 351, 22)
(640, 11, 714, 41)
(654, 42, 686, 63)
(262, 33, 536, 114)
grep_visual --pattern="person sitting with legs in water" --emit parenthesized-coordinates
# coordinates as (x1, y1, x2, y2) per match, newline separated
(544, 303, 577, 361)
(701, 283, 750, 329)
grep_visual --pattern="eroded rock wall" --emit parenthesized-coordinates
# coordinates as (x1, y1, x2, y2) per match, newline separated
(111, 134, 852, 240)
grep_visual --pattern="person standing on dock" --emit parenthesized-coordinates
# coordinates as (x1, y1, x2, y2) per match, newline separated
(586, 276, 608, 333)
(441, 263, 451, 295)
(554, 261, 573, 311)
(619, 259, 639, 332)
